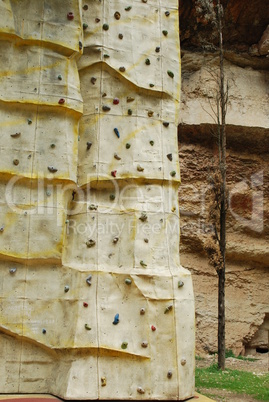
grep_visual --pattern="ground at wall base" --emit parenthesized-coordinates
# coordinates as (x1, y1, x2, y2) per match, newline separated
(0, 393, 215, 402)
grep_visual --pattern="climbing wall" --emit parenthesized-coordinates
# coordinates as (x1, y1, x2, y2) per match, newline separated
(0, 0, 195, 400)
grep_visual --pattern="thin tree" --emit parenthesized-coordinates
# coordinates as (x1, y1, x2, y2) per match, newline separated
(203, 0, 228, 370)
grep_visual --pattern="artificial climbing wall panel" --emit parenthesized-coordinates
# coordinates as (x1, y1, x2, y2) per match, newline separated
(0, 0, 195, 400)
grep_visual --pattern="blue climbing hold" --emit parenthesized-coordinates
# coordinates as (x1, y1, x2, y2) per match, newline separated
(114, 128, 120, 138)
(113, 313, 120, 325)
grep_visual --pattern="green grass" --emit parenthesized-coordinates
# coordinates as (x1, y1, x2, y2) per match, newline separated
(196, 364, 269, 401)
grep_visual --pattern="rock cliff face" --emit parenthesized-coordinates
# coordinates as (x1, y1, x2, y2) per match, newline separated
(178, 0, 269, 355)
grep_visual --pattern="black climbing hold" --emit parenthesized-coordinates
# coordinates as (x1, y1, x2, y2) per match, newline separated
(167, 153, 173, 161)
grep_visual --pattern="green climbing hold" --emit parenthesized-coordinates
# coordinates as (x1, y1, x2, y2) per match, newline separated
(110, 194, 115, 200)
(149, 140, 154, 146)
(170, 170, 176, 177)
(125, 6, 132, 11)
(103, 23, 109, 30)
(145, 58, 150, 65)
(167, 70, 174, 78)
(125, 278, 132, 285)
(128, 109, 132, 115)
(121, 341, 128, 349)
(83, 23, 88, 30)
(126, 143, 131, 149)
(162, 30, 168, 36)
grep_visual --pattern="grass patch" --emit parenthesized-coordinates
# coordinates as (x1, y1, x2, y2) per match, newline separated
(225, 349, 258, 362)
(196, 364, 269, 401)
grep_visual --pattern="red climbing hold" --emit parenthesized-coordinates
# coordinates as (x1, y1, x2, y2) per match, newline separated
(83, 302, 88, 307)
(151, 325, 156, 331)
(111, 170, 117, 177)
(113, 98, 120, 105)
(67, 12, 74, 20)
(58, 98, 65, 104)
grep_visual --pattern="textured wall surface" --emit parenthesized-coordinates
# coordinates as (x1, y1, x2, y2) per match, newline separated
(178, 0, 269, 356)
(0, 1, 195, 400)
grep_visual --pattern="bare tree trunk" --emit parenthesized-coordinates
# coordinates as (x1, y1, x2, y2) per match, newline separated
(217, 0, 226, 371)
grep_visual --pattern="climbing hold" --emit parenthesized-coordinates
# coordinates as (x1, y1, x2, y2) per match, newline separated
(0, 226, 4, 232)
(126, 143, 131, 149)
(27, 118, 32, 125)
(128, 109, 132, 115)
(86, 274, 92, 286)
(149, 140, 154, 146)
(67, 12, 74, 20)
(125, 278, 132, 285)
(162, 30, 168, 36)
(142, 0, 147, 3)
(170, 171, 176, 177)
(103, 23, 109, 30)
(10, 132, 21, 138)
(125, 6, 132, 11)
(141, 341, 148, 348)
(119, 66, 126, 72)
(137, 165, 144, 172)
(114, 11, 121, 20)
(113, 313, 119, 325)
(58, 98, 65, 104)
(9, 268, 16, 274)
(83, 4, 88, 10)
(167, 153, 173, 161)
(163, 121, 170, 127)
(83, 302, 88, 307)
(102, 93, 107, 97)
(165, 11, 170, 16)
(102, 105, 111, 112)
(127, 96, 134, 102)
(145, 58, 150, 65)
(95, 18, 100, 23)
(113, 237, 119, 244)
(181, 358, 187, 366)
(13, 159, 19, 166)
(151, 325, 156, 331)
(64, 285, 70, 293)
(91, 77, 97, 84)
(149, 83, 155, 87)
(50, 143, 56, 149)
(89, 204, 98, 210)
(178, 280, 184, 288)
(164, 304, 173, 314)
(48, 166, 58, 173)
(101, 377, 106, 387)
(87, 141, 92, 150)
(140, 308, 146, 315)
(110, 194, 115, 200)
(57, 74, 62, 80)
(140, 260, 147, 268)
(83, 23, 88, 30)
(139, 212, 147, 222)
(121, 341, 128, 349)
(86, 239, 96, 248)
(113, 98, 120, 105)
(171, 206, 176, 212)
(118, 33, 123, 39)
(167, 70, 174, 78)
(167, 370, 173, 378)
(155, 46, 161, 52)
(114, 128, 120, 138)
(111, 170, 117, 178)
(42, 329, 46, 334)
(148, 111, 154, 117)
(85, 324, 91, 330)
(144, 238, 149, 243)
(137, 387, 145, 394)
(104, 53, 110, 58)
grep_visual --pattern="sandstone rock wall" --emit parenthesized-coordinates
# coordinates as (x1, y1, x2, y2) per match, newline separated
(178, 0, 269, 356)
